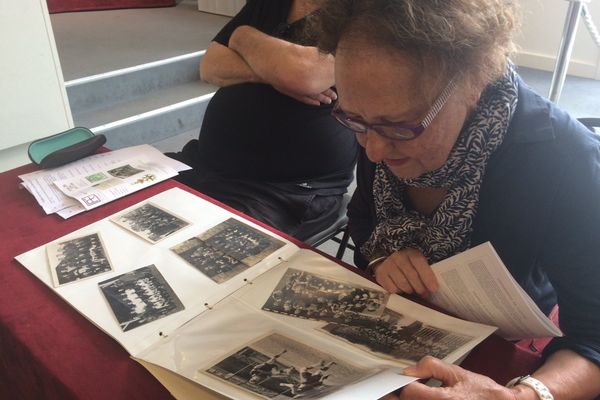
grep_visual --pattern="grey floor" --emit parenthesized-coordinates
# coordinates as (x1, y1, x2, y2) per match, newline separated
(50, 0, 229, 80)
(49, 1, 600, 266)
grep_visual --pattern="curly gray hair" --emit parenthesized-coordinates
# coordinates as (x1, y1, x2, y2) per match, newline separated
(313, 0, 520, 89)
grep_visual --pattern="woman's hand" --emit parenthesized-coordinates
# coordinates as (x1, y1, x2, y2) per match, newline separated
(273, 86, 337, 106)
(373, 248, 439, 297)
(382, 357, 519, 400)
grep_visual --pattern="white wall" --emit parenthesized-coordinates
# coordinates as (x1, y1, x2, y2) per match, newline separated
(0, 0, 73, 172)
(195, 0, 600, 79)
(516, 0, 600, 79)
(197, 0, 245, 17)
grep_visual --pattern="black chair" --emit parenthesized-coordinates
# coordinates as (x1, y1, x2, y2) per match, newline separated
(578, 118, 600, 133)
(304, 193, 354, 260)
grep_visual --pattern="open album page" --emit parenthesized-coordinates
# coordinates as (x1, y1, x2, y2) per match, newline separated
(137, 249, 496, 400)
(15, 188, 298, 356)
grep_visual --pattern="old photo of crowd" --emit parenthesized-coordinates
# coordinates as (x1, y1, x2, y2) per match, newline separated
(98, 264, 184, 332)
(199, 218, 285, 266)
(111, 203, 190, 243)
(170, 218, 285, 283)
(171, 237, 249, 284)
(46, 232, 113, 287)
(320, 308, 474, 363)
(262, 269, 388, 323)
(204, 333, 371, 399)
(107, 164, 144, 179)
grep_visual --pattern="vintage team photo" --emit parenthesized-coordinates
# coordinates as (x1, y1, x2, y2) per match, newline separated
(203, 333, 371, 399)
(98, 264, 184, 332)
(261, 269, 389, 323)
(319, 308, 474, 363)
(198, 218, 285, 266)
(170, 236, 250, 283)
(46, 232, 113, 287)
(111, 203, 190, 243)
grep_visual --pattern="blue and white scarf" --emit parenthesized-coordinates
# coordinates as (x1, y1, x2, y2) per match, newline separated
(361, 65, 519, 263)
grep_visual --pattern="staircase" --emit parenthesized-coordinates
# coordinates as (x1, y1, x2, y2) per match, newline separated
(50, 0, 227, 153)
(64, 51, 217, 152)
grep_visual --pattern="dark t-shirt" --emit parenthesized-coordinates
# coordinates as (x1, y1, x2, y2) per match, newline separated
(192, 0, 357, 193)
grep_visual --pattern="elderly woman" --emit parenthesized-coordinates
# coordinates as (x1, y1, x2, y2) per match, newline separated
(314, 0, 600, 399)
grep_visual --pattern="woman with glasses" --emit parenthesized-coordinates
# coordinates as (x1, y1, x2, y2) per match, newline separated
(315, 0, 600, 399)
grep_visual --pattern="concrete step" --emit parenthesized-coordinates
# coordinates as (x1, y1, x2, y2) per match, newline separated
(73, 80, 214, 129)
(65, 51, 217, 151)
(65, 52, 210, 115)
(91, 93, 212, 150)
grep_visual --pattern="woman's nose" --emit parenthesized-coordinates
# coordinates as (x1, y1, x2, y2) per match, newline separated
(361, 129, 392, 163)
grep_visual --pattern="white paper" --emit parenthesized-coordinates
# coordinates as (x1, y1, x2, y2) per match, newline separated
(429, 242, 562, 340)
(19, 144, 190, 217)
(53, 158, 178, 211)
(321, 368, 417, 400)
(15, 188, 298, 356)
(234, 250, 496, 366)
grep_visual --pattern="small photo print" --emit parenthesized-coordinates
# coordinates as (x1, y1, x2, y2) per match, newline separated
(262, 269, 389, 323)
(204, 333, 371, 399)
(170, 237, 250, 284)
(98, 264, 184, 332)
(319, 308, 474, 363)
(107, 164, 144, 179)
(111, 203, 190, 243)
(85, 172, 108, 184)
(46, 232, 113, 287)
(198, 218, 285, 266)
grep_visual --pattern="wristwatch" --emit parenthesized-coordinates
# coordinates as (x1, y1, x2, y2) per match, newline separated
(506, 375, 554, 400)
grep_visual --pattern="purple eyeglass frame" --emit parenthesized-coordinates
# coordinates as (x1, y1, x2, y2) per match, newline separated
(331, 78, 457, 141)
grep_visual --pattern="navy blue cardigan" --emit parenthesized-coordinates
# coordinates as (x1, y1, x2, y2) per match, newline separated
(348, 77, 600, 367)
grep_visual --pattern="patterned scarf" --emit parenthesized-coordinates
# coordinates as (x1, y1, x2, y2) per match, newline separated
(361, 65, 519, 263)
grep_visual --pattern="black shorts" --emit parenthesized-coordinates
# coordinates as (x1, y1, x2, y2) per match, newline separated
(166, 150, 343, 242)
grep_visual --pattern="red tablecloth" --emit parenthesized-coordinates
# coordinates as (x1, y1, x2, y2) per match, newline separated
(0, 164, 543, 399)
(47, 0, 176, 14)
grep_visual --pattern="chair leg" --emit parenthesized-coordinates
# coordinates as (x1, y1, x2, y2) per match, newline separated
(336, 228, 351, 260)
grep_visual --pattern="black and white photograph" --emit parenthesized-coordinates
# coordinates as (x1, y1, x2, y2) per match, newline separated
(262, 269, 389, 323)
(204, 333, 371, 399)
(46, 232, 113, 287)
(170, 237, 250, 283)
(320, 309, 474, 363)
(198, 218, 285, 266)
(111, 203, 190, 243)
(98, 264, 185, 332)
(107, 164, 144, 179)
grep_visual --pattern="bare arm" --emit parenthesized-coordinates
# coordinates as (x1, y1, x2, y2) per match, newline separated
(228, 25, 336, 99)
(199, 41, 263, 87)
(526, 350, 600, 400)
(394, 350, 600, 400)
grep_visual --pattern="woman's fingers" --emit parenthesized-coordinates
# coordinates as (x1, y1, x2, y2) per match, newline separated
(374, 249, 439, 297)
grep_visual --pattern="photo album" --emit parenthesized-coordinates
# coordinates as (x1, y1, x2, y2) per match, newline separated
(17, 187, 506, 399)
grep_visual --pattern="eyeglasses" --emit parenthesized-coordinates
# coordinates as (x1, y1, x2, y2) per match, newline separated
(331, 78, 457, 141)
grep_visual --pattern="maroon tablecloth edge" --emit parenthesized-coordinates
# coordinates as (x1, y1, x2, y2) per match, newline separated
(47, 0, 176, 14)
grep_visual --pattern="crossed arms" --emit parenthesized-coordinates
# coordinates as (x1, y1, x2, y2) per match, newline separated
(200, 25, 337, 106)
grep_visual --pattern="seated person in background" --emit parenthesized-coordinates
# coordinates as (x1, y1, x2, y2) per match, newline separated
(168, 0, 358, 241)
(314, 0, 600, 399)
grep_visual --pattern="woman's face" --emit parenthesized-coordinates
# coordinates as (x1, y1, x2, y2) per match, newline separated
(335, 42, 475, 180)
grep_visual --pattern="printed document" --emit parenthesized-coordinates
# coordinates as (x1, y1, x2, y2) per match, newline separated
(430, 242, 562, 340)
(19, 145, 190, 218)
